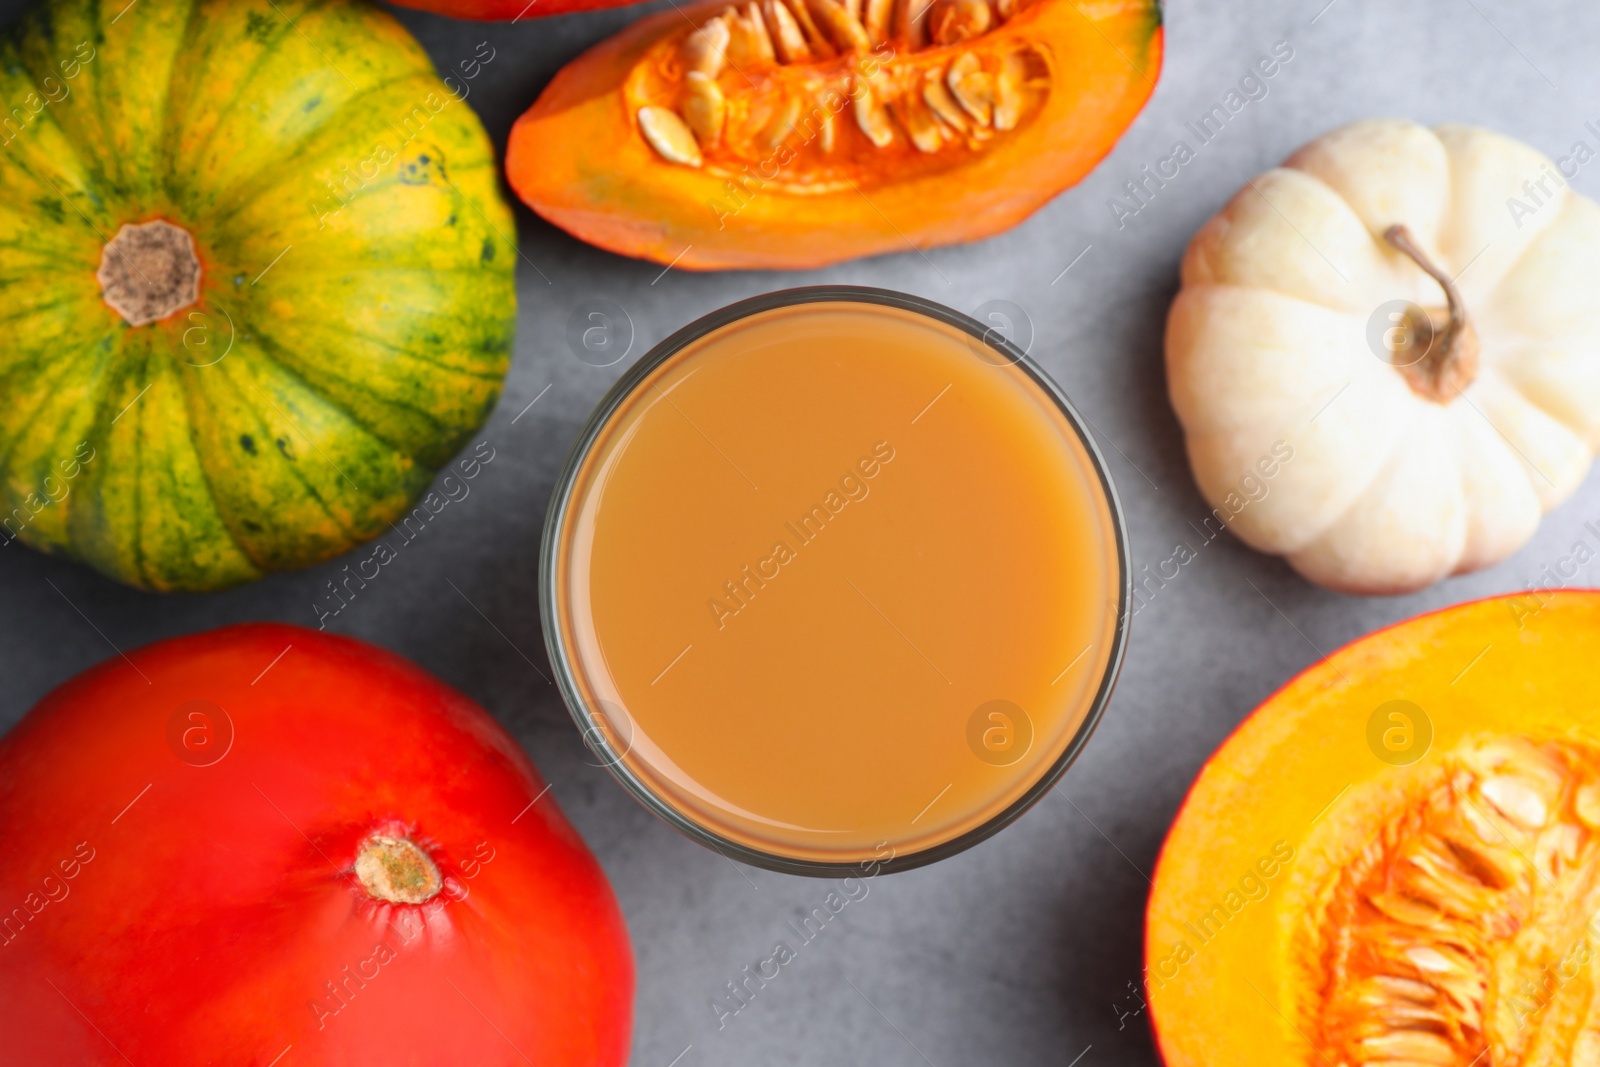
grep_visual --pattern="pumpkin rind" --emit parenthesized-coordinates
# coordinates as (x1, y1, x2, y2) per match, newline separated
(1146, 590, 1600, 1067)
(1165, 119, 1600, 595)
(504, 0, 1162, 270)
(0, 0, 516, 591)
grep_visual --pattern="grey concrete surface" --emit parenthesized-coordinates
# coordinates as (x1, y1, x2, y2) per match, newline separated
(3, 0, 1599, 1064)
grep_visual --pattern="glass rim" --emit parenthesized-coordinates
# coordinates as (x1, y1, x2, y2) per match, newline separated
(538, 285, 1133, 877)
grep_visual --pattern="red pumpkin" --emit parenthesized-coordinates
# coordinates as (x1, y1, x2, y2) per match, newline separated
(0, 624, 633, 1066)
(387, 0, 640, 18)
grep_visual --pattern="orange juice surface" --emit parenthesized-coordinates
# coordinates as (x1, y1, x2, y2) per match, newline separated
(552, 300, 1124, 865)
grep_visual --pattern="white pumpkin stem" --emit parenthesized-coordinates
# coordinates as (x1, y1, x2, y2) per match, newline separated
(1382, 224, 1480, 403)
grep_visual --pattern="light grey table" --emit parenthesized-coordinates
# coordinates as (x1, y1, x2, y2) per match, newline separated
(3, 1, 1596, 1063)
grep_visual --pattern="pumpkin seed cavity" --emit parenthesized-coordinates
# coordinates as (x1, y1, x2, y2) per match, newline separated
(97, 220, 202, 328)
(1305, 738, 1600, 1065)
(637, 0, 1051, 180)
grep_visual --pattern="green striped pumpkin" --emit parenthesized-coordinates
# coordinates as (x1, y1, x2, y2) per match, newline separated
(0, 0, 516, 591)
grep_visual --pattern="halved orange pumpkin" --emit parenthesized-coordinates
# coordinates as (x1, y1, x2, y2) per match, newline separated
(506, 0, 1162, 269)
(1147, 590, 1600, 1066)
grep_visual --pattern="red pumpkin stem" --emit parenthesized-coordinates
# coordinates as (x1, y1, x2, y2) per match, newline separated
(1382, 224, 1480, 403)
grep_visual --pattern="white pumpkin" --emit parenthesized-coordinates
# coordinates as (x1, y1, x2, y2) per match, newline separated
(1166, 118, 1600, 595)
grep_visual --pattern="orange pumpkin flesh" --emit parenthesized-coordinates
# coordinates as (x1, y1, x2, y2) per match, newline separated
(506, 0, 1162, 269)
(1146, 590, 1600, 1067)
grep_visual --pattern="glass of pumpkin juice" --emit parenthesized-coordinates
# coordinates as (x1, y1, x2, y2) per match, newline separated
(542, 288, 1129, 874)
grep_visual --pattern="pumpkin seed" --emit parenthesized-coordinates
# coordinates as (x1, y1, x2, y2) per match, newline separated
(1576, 780, 1600, 827)
(1479, 774, 1550, 828)
(1402, 945, 1462, 975)
(737, 2, 778, 66)
(760, 93, 804, 150)
(683, 16, 731, 76)
(1357, 1031, 1457, 1063)
(928, 0, 991, 45)
(893, 0, 934, 47)
(682, 72, 727, 147)
(638, 106, 703, 166)
(892, 95, 943, 153)
(947, 52, 993, 126)
(733, 94, 777, 148)
(1367, 890, 1444, 927)
(853, 82, 895, 147)
(783, 0, 837, 56)
(1368, 974, 1442, 1001)
(991, 51, 1025, 130)
(809, 0, 871, 52)
(816, 102, 837, 152)
(762, 0, 812, 63)
(922, 68, 968, 131)
(863, 0, 894, 44)
(1550, 819, 1583, 864)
